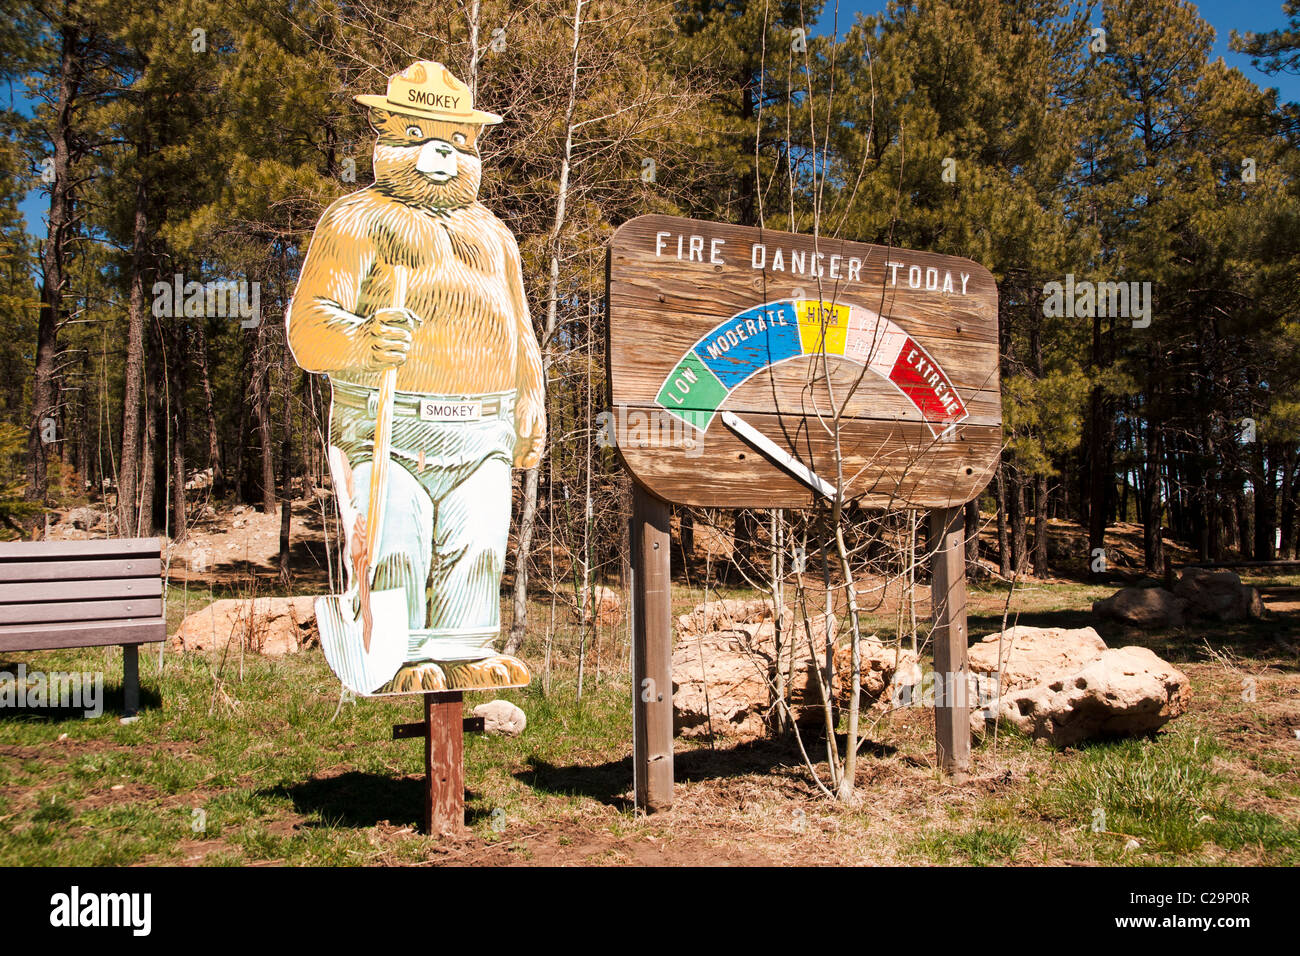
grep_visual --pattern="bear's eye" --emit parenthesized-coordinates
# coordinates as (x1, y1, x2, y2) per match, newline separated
(452, 132, 467, 146)
(405, 125, 423, 139)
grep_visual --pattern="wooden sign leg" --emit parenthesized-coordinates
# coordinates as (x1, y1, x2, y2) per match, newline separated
(425, 691, 465, 835)
(395, 692, 466, 835)
(632, 484, 673, 812)
(929, 507, 971, 780)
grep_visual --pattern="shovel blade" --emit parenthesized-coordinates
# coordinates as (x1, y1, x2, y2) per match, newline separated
(315, 588, 409, 695)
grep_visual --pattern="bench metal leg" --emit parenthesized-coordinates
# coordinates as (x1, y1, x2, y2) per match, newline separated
(122, 644, 139, 716)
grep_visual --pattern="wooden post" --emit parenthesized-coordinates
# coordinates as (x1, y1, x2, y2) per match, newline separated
(424, 691, 464, 835)
(394, 691, 465, 835)
(122, 644, 139, 716)
(631, 483, 673, 812)
(929, 507, 971, 779)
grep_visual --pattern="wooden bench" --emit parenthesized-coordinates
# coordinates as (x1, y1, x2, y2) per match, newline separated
(0, 537, 166, 715)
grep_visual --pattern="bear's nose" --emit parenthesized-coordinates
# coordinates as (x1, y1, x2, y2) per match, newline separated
(416, 140, 457, 175)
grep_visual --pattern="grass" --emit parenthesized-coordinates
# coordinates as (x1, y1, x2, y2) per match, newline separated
(908, 824, 1027, 865)
(1025, 733, 1300, 863)
(1, 575, 1297, 866)
(0, 608, 643, 865)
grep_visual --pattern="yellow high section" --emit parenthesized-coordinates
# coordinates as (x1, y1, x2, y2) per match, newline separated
(796, 300, 850, 356)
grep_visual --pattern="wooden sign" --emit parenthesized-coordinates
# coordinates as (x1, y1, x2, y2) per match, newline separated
(606, 215, 1001, 509)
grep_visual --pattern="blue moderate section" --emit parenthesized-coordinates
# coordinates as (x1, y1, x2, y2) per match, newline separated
(692, 302, 801, 390)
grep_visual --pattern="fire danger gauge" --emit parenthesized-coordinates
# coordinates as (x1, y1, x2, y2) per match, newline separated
(656, 298, 969, 437)
(606, 214, 1002, 509)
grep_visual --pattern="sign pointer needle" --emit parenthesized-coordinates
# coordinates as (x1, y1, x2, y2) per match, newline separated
(720, 410, 838, 501)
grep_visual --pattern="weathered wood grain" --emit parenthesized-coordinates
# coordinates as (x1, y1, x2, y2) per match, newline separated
(632, 485, 674, 812)
(0, 618, 166, 649)
(0, 537, 161, 560)
(0, 556, 162, 583)
(0, 577, 162, 603)
(0, 597, 163, 625)
(426, 691, 466, 836)
(930, 507, 971, 777)
(607, 215, 1002, 507)
(614, 408, 1000, 509)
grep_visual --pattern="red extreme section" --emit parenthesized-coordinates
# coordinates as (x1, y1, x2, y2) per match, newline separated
(888, 338, 967, 424)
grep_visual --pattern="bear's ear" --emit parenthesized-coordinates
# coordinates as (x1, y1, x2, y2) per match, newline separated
(368, 107, 400, 136)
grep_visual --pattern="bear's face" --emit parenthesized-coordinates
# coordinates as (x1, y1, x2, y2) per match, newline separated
(370, 108, 482, 210)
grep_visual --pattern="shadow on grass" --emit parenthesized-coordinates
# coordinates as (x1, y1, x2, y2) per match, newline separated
(967, 606, 1099, 634)
(0, 677, 162, 722)
(514, 733, 870, 807)
(267, 770, 502, 831)
(266, 771, 426, 829)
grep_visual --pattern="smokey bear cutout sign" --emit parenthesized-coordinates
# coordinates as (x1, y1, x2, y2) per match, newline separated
(287, 61, 543, 698)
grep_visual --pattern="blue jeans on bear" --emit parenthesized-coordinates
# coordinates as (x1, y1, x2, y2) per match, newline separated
(328, 380, 516, 662)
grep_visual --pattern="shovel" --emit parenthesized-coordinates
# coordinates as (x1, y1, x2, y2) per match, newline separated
(316, 266, 413, 695)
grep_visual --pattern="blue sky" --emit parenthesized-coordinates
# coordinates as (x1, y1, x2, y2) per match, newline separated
(814, 0, 1300, 102)
(13, 0, 1300, 239)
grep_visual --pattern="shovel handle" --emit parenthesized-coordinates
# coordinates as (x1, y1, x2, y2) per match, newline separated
(362, 266, 409, 571)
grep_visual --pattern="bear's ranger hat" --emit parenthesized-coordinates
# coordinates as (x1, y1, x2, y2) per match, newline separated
(355, 61, 503, 126)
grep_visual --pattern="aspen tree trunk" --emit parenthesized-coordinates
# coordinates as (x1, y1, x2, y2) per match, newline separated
(231, 339, 250, 503)
(770, 510, 787, 733)
(464, 0, 481, 96)
(169, 319, 188, 540)
(835, 516, 863, 802)
(138, 335, 159, 536)
(195, 319, 223, 494)
(75, 351, 90, 491)
(505, 0, 584, 657)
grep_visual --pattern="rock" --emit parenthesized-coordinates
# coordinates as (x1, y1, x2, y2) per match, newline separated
(1092, 586, 1187, 628)
(66, 506, 104, 531)
(184, 467, 214, 491)
(575, 585, 622, 625)
(676, 597, 792, 637)
(985, 646, 1191, 746)
(673, 627, 778, 739)
(1174, 568, 1264, 622)
(832, 640, 922, 709)
(967, 626, 1108, 693)
(672, 610, 833, 739)
(473, 700, 526, 737)
(1245, 587, 1266, 619)
(169, 596, 319, 656)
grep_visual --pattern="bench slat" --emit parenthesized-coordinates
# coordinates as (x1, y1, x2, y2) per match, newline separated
(0, 537, 161, 560)
(0, 556, 162, 583)
(0, 619, 166, 650)
(0, 597, 163, 625)
(0, 577, 163, 604)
